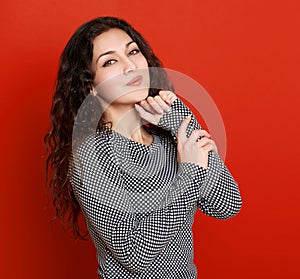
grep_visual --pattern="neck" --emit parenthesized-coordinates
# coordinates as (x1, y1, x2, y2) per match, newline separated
(102, 104, 152, 145)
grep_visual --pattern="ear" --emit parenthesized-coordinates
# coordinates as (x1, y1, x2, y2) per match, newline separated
(91, 87, 98, 96)
(92, 87, 108, 109)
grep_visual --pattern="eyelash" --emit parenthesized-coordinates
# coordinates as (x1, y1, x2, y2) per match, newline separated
(103, 59, 116, 67)
(129, 49, 140, 55)
(102, 49, 140, 67)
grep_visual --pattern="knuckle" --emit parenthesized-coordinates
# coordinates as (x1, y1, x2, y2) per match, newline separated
(191, 129, 201, 136)
(191, 130, 198, 136)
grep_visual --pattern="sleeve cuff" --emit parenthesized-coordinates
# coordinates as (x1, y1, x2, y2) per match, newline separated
(158, 98, 202, 138)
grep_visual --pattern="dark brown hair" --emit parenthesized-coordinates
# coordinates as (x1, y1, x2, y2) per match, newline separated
(44, 16, 173, 238)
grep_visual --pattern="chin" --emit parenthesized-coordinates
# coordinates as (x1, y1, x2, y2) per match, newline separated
(128, 89, 149, 103)
(111, 88, 149, 105)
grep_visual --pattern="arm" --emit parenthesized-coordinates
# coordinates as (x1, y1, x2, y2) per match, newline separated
(70, 136, 207, 274)
(157, 97, 242, 219)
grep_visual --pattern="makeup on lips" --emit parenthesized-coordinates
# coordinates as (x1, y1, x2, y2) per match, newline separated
(126, 75, 143, 86)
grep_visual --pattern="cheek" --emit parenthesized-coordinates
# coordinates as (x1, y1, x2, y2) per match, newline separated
(137, 56, 149, 82)
(94, 70, 110, 87)
(94, 64, 124, 87)
(94, 70, 127, 103)
(141, 56, 148, 68)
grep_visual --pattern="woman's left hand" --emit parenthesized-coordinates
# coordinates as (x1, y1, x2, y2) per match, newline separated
(134, 90, 177, 125)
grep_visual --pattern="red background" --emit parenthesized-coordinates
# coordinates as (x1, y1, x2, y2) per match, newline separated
(1, 0, 299, 278)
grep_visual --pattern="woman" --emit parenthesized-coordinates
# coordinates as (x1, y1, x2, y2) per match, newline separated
(45, 16, 242, 278)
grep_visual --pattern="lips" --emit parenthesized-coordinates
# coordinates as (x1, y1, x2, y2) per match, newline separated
(126, 75, 143, 86)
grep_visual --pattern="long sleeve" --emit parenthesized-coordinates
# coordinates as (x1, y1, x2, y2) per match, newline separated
(70, 135, 207, 274)
(158, 97, 242, 219)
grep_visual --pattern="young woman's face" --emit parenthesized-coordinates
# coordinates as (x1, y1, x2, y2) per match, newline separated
(92, 28, 150, 105)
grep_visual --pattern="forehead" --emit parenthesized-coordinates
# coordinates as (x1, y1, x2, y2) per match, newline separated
(93, 28, 133, 54)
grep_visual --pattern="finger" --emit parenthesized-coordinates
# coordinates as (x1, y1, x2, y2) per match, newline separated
(210, 140, 218, 153)
(168, 92, 177, 104)
(147, 96, 164, 114)
(184, 130, 210, 145)
(196, 137, 212, 148)
(202, 144, 214, 153)
(139, 99, 156, 114)
(153, 95, 171, 112)
(198, 139, 218, 153)
(185, 131, 208, 146)
(134, 103, 156, 123)
(159, 90, 177, 105)
(198, 129, 211, 138)
(159, 90, 172, 105)
(177, 115, 191, 144)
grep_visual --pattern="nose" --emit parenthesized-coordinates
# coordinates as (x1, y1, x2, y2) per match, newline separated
(123, 57, 137, 75)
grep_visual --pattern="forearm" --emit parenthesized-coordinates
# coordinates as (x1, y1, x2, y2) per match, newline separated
(158, 96, 242, 219)
(158, 97, 201, 139)
(197, 152, 242, 219)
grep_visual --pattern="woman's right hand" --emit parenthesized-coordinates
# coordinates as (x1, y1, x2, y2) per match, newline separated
(134, 91, 177, 125)
(177, 116, 218, 169)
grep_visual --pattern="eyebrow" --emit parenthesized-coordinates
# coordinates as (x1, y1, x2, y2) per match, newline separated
(95, 41, 136, 64)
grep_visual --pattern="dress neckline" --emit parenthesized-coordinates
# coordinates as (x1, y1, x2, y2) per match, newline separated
(110, 128, 161, 154)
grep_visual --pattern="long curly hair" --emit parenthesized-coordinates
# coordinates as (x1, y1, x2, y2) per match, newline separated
(44, 16, 174, 239)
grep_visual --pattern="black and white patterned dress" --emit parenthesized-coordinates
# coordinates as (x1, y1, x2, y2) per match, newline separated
(71, 98, 242, 278)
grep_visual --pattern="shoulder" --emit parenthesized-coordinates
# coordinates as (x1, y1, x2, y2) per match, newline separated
(73, 133, 112, 164)
(71, 133, 120, 188)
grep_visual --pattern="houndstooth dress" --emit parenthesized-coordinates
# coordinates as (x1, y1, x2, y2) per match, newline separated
(70, 98, 242, 278)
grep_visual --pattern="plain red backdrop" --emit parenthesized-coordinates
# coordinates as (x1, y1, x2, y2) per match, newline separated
(1, 0, 299, 278)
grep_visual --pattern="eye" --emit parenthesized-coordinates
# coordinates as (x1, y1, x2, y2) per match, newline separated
(103, 59, 117, 67)
(128, 49, 140, 56)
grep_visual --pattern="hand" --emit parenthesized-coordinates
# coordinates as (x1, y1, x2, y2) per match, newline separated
(177, 115, 218, 169)
(134, 91, 177, 125)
